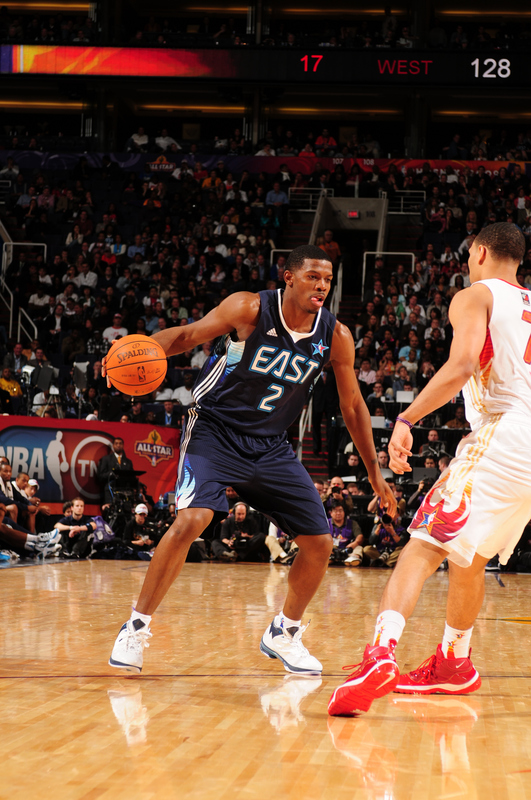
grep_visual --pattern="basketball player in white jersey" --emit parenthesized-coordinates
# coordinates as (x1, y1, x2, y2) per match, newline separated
(329, 222, 531, 715)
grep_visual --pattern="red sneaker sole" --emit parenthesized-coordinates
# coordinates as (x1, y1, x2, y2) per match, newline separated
(394, 672, 481, 695)
(328, 660, 399, 716)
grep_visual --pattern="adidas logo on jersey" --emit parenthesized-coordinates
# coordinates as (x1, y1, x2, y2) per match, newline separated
(267, 328, 278, 337)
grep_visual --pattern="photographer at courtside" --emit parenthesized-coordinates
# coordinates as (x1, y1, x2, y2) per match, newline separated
(363, 512, 409, 568)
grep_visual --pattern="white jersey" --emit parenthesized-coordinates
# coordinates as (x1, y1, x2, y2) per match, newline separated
(463, 278, 531, 429)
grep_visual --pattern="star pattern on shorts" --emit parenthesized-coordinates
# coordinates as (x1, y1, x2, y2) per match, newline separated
(420, 510, 437, 531)
(312, 339, 329, 358)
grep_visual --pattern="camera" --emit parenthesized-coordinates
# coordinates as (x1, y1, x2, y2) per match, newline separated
(331, 486, 342, 493)
(381, 513, 393, 525)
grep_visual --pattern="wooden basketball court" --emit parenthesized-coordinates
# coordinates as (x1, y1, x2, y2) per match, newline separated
(2, 560, 531, 800)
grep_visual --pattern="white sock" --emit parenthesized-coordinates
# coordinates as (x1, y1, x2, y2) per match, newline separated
(279, 611, 301, 631)
(373, 610, 406, 648)
(131, 607, 152, 628)
(24, 534, 38, 551)
(442, 623, 473, 658)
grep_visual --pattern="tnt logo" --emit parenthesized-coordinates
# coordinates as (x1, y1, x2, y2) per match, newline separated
(138, 365, 146, 382)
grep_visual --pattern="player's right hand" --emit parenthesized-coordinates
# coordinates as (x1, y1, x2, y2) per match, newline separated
(389, 424, 413, 474)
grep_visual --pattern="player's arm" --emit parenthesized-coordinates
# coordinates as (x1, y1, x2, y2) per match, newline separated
(330, 322, 397, 517)
(389, 283, 493, 473)
(151, 292, 261, 357)
(102, 292, 261, 381)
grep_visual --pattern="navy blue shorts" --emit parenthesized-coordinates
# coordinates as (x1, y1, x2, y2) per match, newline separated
(175, 408, 330, 538)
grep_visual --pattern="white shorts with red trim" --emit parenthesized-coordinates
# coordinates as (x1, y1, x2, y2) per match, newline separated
(409, 414, 531, 568)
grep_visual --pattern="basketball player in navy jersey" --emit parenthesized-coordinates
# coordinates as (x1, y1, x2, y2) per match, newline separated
(108, 245, 396, 675)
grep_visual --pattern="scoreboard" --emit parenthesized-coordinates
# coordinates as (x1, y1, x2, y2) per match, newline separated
(0, 45, 527, 87)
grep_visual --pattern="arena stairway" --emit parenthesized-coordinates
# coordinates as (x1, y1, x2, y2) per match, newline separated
(280, 217, 313, 250)
(386, 213, 423, 256)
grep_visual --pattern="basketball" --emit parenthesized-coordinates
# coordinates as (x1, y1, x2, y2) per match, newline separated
(105, 334, 167, 396)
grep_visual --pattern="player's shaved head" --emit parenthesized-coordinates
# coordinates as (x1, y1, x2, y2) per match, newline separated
(285, 245, 333, 272)
(474, 222, 525, 264)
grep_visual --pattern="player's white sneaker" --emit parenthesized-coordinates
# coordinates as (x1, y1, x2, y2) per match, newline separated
(109, 619, 152, 673)
(260, 615, 322, 675)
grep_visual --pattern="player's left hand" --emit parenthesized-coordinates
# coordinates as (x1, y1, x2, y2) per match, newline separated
(370, 474, 397, 519)
(389, 424, 413, 474)
(102, 339, 118, 388)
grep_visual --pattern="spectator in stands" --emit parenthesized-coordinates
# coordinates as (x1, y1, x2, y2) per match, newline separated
(255, 143, 276, 157)
(319, 229, 341, 265)
(358, 358, 376, 387)
(172, 371, 195, 408)
(377, 450, 390, 469)
(344, 452, 366, 481)
(265, 182, 289, 219)
(444, 405, 471, 429)
(315, 129, 337, 156)
(155, 400, 181, 427)
(3, 342, 26, 378)
(102, 313, 128, 345)
(127, 127, 149, 153)
(191, 342, 212, 369)
(155, 129, 180, 152)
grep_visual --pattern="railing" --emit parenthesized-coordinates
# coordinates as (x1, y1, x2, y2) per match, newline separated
(361, 250, 416, 298)
(288, 187, 334, 212)
(1, 241, 47, 278)
(309, 190, 327, 245)
(380, 189, 426, 214)
(329, 259, 343, 318)
(269, 248, 292, 267)
(0, 274, 13, 338)
(18, 306, 37, 343)
(296, 397, 313, 462)
(0, 180, 11, 205)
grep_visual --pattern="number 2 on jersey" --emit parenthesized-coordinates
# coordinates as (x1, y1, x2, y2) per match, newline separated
(258, 383, 284, 412)
(522, 310, 531, 364)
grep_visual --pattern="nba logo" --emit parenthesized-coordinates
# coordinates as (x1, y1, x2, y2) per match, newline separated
(137, 365, 146, 382)
(522, 292, 530, 306)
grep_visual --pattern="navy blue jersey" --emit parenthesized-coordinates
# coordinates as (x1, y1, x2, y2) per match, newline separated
(191, 289, 337, 436)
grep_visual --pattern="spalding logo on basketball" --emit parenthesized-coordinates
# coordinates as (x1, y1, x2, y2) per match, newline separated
(106, 334, 168, 396)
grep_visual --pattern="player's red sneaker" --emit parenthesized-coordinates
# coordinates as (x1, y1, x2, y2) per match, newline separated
(394, 644, 481, 695)
(328, 641, 399, 716)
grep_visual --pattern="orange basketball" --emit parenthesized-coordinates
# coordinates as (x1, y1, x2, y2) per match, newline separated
(105, 334, 167, 397)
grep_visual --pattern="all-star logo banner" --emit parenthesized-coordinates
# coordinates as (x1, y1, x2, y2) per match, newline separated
(0, 416, 180, 511)
(134, 429, 174, 467)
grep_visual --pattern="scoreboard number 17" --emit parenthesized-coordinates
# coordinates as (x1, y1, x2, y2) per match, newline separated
(300, 55, 323, 73)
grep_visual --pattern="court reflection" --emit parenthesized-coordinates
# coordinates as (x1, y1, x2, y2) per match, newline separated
(327, 696, 481, 800)
(259, 675, 322, 732)
(108, 683, 150, 747)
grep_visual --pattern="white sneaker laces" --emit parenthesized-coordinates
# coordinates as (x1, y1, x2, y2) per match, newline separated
(285, 622, 309, 655)
(125, 622, 152, 653)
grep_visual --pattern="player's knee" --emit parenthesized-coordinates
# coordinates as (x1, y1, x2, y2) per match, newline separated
(299, 533, 333, 560)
